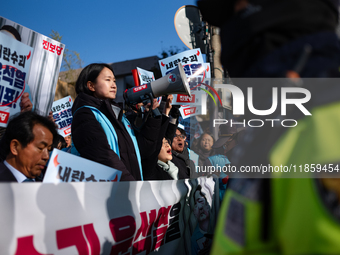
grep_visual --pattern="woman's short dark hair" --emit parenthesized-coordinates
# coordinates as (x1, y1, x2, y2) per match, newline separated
(0, 25, 21, 42)
(0, 111, 58, 160)
(75, 63, 115, 96)
(54, 134, 67, 149)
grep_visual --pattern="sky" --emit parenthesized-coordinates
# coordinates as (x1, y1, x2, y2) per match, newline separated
(2, 0, 197, 68)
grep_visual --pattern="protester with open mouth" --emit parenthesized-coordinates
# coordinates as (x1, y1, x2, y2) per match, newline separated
(171, 127, 195, 178)
(144, 137, 180, 180)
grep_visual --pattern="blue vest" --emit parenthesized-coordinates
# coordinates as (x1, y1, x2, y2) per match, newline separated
(72, 106, 143, 180)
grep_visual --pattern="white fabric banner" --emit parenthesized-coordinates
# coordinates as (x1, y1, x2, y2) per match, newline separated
(0, 177, 219, 255)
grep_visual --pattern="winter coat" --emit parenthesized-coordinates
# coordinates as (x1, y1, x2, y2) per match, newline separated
(171, 147, 193, 179)
(71, 92, 161, 181)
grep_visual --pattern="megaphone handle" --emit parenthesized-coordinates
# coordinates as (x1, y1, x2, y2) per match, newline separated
(152, 108, 161, 118)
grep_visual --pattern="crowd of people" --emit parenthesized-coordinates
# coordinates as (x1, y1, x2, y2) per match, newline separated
(1, 0, 340, 253)
(0, 60, 240, 183)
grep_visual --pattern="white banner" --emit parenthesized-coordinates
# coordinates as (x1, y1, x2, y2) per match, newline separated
(180, 105, 206, 119)
(0, 177, 219, 255)
(136, 67, 161, 104)
(0, 33, 33, 127)
(158, 49, 204, 76)
(159, 50, 212, 119)
(137, 67, 155, 85)
(0, 16, 65, 116)
(51, 96, 73, 137)
(43, 149, 122, 183)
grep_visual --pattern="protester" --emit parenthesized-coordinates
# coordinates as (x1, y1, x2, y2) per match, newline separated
(144, 137, 180, 180)
(54, 134, 67, 150)
(58, 135, 72, 153)
(170, 127, 194, 178)
(71, 63, 162, 181)
(142, 95, 191, 180)
(204, 124, 243, 171)
(192, 132, 215, 168)
(197, 0, 340, 254)
(0, 111, 57, 182)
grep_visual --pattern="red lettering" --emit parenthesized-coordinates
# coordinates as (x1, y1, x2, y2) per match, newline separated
(0, 111, 9, 124)
(83, 224, 101, 255)
(110, 215, 136, 242)
(177, 94, 195, 103)
(152, 226, 168, 250)
(133, 84, 147, 93)
(109, 216, 136, 254)
(154, 206, 171, 228)
(134, 210, 156, 241)
(132, 236, 152, 255)
(183, 107, 196, 116)
(56, 226, 89, 254)
(15, 235, 51, 255)
(64, 127, 71, 135)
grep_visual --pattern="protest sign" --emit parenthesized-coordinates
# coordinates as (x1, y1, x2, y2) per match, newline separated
(0, 33, 33, 127)
(159, 50, 212, 123)
(0, 16, 65, 116)
(158, 48, 204, 76)
(137, 67, 162, 104)
(0, 177, 219, 255)
(51, 96, 73, 137)
(43, 149, 122, 183)
(137, 67, 155, 84)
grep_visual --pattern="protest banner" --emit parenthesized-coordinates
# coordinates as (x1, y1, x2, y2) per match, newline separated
(158, 48, 204, 76)
(159, 50, 212, 127)
(0, 176, 219, 255)
(51, 96, 73, 137)
(0, 33, 33, 127)
(43, 149, 122, 183)
(0, 16, 65, 116)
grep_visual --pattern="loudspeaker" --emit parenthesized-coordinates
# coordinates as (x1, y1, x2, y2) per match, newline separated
(124, 63, 191, 106)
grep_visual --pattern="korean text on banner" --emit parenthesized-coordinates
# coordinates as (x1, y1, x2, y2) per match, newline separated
(43, 149, 122, 183)
(0, 177, 219, 255)
(158, 49, 211, 119)
(0, 16, 65, 116)
(52, 96, 73, 137)
(0, 33, 33, 127)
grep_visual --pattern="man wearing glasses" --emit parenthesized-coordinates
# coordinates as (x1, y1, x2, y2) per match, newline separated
(171, 127, 195, 178)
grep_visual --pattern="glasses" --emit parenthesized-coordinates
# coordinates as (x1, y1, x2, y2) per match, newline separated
(162, 141, 170, 146)
(174, 134, 186, 140)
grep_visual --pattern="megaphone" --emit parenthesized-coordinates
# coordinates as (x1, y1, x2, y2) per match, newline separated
(124, 63, 191, 107)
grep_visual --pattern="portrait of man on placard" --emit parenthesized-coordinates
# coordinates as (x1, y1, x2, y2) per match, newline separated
(191, 184, 213, 255)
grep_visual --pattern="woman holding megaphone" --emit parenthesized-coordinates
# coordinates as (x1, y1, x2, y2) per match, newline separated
(71, 63, 164, 181)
